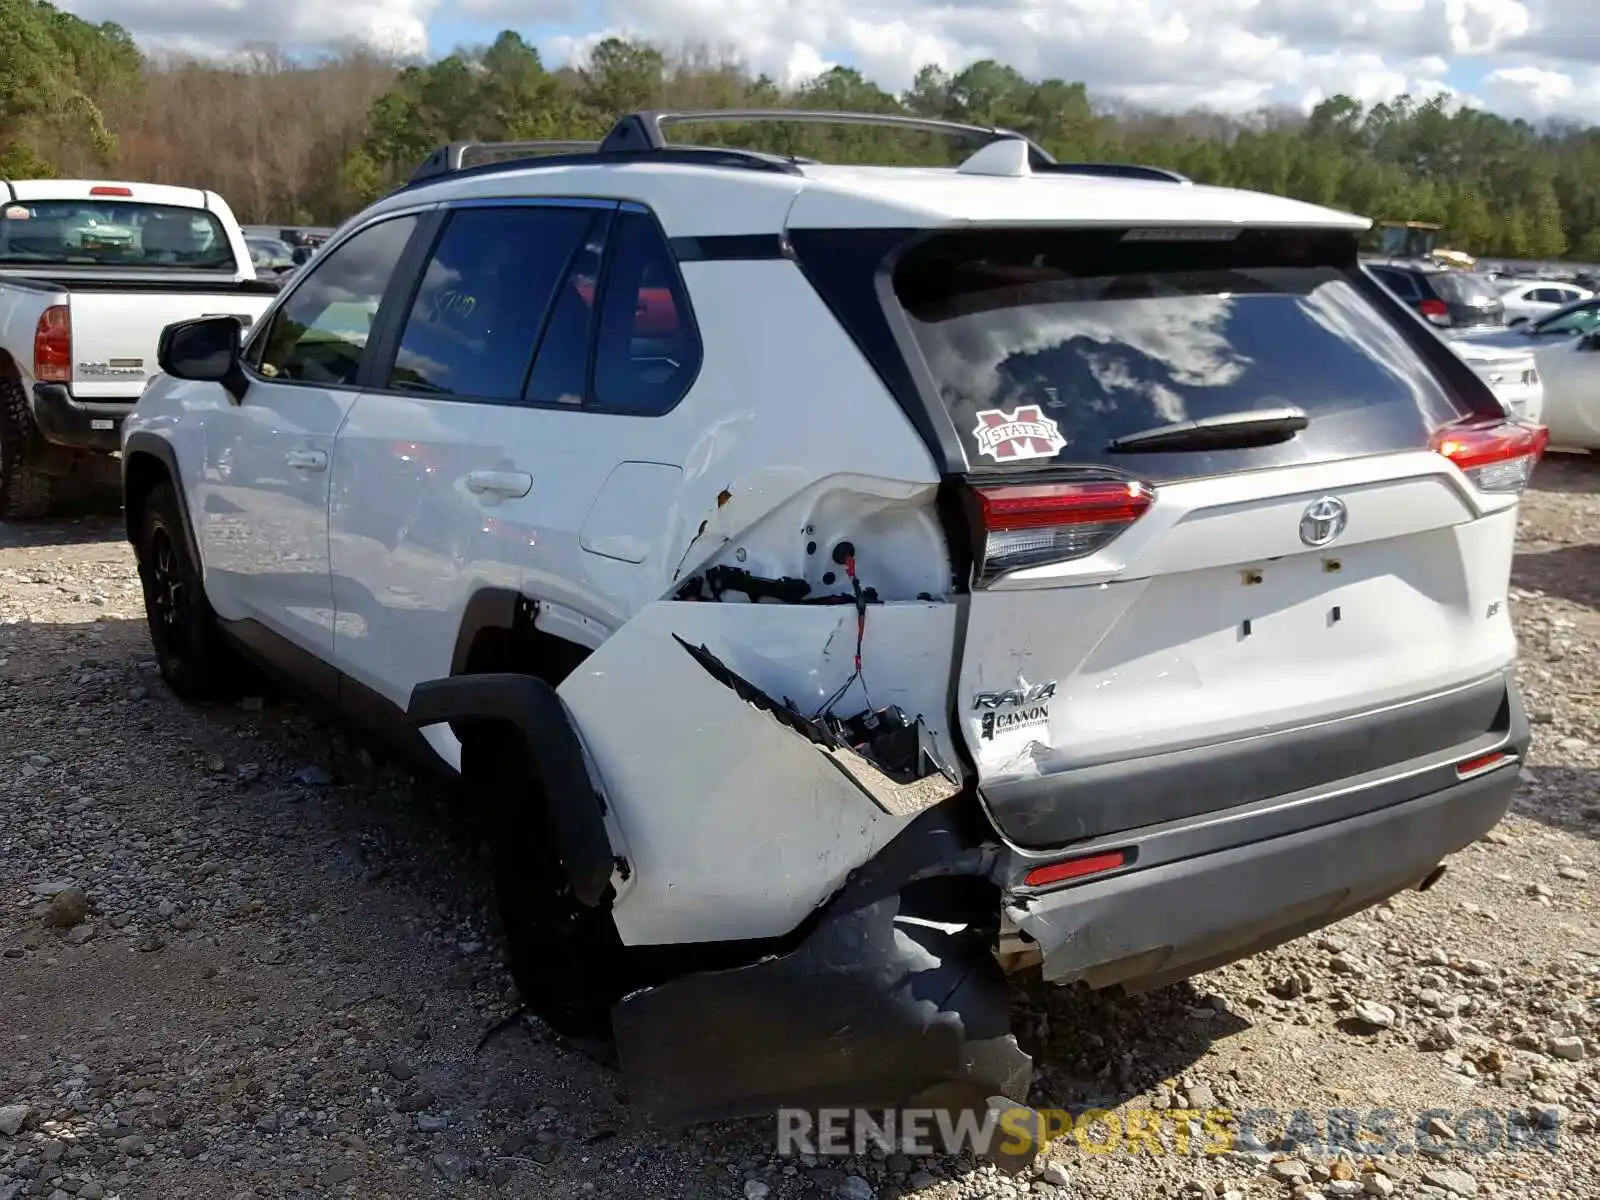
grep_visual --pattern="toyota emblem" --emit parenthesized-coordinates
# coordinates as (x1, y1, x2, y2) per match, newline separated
(1299, 496, 1348, 547)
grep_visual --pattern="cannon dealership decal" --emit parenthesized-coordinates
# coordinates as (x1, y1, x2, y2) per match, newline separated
(975, 680, 1056, 740)
(971, 406, 1067, 462)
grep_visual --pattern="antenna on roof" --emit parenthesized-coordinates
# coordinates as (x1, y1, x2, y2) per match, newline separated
(958, 139, 1032, 178)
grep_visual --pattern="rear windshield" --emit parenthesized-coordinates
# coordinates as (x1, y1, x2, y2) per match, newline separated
(894, 229, 1472, 480)
(0, 199, 236, 271)
(1432, 273, 1501, 304)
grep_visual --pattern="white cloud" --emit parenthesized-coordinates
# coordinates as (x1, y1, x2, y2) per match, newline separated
(60, 0, 436, 56)
(55, 0, 1600, 121)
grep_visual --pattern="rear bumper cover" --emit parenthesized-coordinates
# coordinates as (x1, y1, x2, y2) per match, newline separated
(1007, 756, 1521, 993)
(615, 679, 1527, 1125)
(31, 383, 129, 452)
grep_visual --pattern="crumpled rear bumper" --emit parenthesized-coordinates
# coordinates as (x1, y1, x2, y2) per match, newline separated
(612, 890, 1032, 1126)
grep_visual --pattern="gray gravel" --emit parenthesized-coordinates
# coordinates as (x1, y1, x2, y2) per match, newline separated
(1, 454, 1596, 1200)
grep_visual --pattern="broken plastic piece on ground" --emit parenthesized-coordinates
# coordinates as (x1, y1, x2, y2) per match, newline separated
(611, 892, 1032, 1126)
(674, 635, 961, 817)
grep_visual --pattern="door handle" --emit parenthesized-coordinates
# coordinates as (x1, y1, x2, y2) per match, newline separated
(465, 470, 533, 498)
(285, 449, 328, 472)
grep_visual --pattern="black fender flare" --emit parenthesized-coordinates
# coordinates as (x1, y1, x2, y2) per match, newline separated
(122, 432, 202, 568)
(406, 672, 616, 908)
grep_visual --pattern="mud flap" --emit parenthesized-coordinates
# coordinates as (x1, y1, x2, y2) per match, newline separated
(406, 672, 615, 908)
(612, 891, 1033, 1126)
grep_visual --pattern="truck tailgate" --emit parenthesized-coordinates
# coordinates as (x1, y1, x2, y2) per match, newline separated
(67, 289, 271, 399)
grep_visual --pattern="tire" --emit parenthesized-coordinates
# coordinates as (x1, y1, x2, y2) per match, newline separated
(479, 730, 626, 1038)
(133, 480, 251, 701)
(0, 374, 55, 519)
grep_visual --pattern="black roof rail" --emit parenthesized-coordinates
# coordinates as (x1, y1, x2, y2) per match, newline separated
(409, 139, 600, 183)
(1034, 161, 1191, 184)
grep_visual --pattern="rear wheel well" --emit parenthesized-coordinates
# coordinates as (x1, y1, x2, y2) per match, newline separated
(450, 610, 595, 857)
(458, 621, 590, 688)
(123, 451, 173, 547)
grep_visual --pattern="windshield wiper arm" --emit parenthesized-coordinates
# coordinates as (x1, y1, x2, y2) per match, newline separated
(1106, 406, 1310, 453)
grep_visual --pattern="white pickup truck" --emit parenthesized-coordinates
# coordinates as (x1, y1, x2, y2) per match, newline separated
(0, 179, 282, 517)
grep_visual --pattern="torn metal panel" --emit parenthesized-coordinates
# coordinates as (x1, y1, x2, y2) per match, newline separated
(612, 893, 1032, 1126)
(556, 600, 960, 947)
(676, 636, 960, 819)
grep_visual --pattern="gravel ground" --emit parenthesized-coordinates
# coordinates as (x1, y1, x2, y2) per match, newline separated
(1, 456, 1596, 1200)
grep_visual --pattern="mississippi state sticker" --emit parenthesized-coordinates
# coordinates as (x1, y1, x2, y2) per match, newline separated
(971, 405, 1067, 462)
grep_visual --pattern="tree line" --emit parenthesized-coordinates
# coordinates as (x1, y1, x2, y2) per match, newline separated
(2, 0, 1597, 260)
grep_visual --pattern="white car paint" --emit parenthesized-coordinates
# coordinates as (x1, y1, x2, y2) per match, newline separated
(1448, 339, 1544, 423)
(1514, 334, 1600, 450)
(1495, 279, 1591, 326)
(124, 135, 1542, 960)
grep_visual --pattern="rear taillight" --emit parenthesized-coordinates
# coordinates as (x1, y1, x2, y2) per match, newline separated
(33, 306, 71, 383)
(89, 185, 133, 197)
(971, 480, 1154, 583)
(1431, 418, 1549, 493)
(1419, 298, 1451, 325)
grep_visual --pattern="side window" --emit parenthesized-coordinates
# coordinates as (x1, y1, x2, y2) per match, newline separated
(250, 215, 417, 386)
(524, 223, 606, 407)
(1531, 288, 1562, 304)
(590, 209, 702, 415)
(387, 205, 598, 400)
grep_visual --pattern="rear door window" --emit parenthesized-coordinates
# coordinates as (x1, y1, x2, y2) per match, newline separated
(894, 228, 1472, 481)
(524, 226, 606, 407)
(386, 204, 600, 401)
(1433, 274, 1500, 305)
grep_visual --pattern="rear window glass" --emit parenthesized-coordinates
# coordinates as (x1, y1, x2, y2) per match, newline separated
(1432, 273, 1500, 304)
(894, 229, 1470, 480)
(0, 199, 237, 271)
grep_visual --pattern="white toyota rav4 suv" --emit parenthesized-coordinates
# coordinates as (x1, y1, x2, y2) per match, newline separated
(122, 110, 1545, 1127)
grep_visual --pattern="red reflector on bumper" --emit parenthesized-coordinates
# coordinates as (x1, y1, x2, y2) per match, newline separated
(1456, 750, 1511, 778)
(1024, 850, 1127, 888)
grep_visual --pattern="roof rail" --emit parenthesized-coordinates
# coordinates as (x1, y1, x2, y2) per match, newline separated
(403, 140, 810, 189)
(597, 107, 1056, 162)
(400, 108, 1189, 190)
(409, 140, 600, 182)
(1035, 162, 1191, 184)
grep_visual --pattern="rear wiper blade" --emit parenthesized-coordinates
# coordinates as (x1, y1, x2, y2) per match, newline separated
(1105, 406, 1310, 453)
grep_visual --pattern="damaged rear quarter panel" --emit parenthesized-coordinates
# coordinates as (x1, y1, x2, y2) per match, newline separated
(556, 599, 959, 947)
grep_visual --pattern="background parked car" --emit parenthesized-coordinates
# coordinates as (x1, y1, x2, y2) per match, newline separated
(1452, 295, 1600, 451)
(1364, 262, 1506, 328)
(245, 235, 298, 277)
(1494, 278, 1592, 326)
